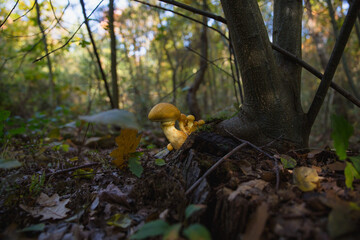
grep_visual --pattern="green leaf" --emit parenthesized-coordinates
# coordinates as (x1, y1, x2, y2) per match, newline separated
(79, 109, 139, 130)
(17, 223, 45, 233)
(107, 213, 132, 228)
(183, 224, 212, 240)
(0, 158, 22, 169)
(349, 156, 360, 174)
(130, 219, 170, 240)
(155, 158, 166, 166)
(344, 161, 360, 190)
(128, 157, 143, 178)
(331, 115, 354, 160)
(8, 127, 26, 136)
(0, 110, 10, 121)
(280, 156, 297, 169)
(163, 223, 181, 240)
(185, 204, 206, 220)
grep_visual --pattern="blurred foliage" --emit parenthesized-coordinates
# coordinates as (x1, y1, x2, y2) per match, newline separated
(0, 0, 359, 147)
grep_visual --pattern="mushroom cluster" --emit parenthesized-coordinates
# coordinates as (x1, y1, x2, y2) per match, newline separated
(148, 103, 205, 151)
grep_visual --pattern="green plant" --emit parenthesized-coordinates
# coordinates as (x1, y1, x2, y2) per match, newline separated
(331, 115, 360, 190)
(130, 204, 211, 240)
(29, 172, 45, 196)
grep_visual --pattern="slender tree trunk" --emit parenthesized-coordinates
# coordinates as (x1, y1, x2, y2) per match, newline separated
(186, 0, 208, 119)
(326, 0, 360, 100)
(35, 0, 55, 110)
(79, 0, 114, 109)
(109, 0, 119, 108)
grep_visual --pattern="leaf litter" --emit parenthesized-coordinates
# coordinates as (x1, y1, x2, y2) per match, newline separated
(0, 129, 360, 239)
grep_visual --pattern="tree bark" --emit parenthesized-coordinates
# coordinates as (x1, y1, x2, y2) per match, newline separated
(109, 0, 119, 108)
(186, 0, 208, 119)
(79, 0, 115, 109)
(218, 0, 308, 150)
(35, 0, 55, 110)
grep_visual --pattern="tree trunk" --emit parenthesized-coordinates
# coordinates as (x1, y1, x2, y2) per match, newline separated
(109, 0, 119, 108)
(35, 0, 55, 110)
(217, 0, 308, 150)
(186, 0, 208, 119)
(79, 0, 115, 109)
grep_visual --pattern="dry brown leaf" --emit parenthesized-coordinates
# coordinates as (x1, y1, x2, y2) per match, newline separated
(293, 167, 319, 192)
(20, 193, 70, 220)
(228, 179, 269, 200)
(110, 129, 142, 168)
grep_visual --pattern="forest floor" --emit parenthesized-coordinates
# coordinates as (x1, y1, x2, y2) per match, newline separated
(0, 126, 360, 240)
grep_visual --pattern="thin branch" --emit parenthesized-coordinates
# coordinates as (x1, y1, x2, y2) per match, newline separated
(33, 0, 105, 63)
(186, 47, 232, 77)
(45, 163, 100, 178)
(185, 143, 247, 195)
(79, 0, 115, 109)
(0, 0, 19, 28)
(307, 0, 360, 128)
(271, 44, 360, 108)
(49, 0, 70, 32)
(14, 1, 36, 22)
(225, 130, 280, 191)
(149, 0, 360, 109)
(158, 0, 227, 23)
(133, 0, 228, 40)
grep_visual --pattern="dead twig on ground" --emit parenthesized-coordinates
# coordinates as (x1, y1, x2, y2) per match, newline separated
(45, 162, 100, 179)
(185, 142, 247, 195)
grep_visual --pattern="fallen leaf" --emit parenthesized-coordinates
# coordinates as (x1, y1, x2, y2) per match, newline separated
(20, 193, 70, 220)
(328, 207, 359, 239)
(228, 179, 269, 200)
(326, 161, 346, 172)
(307, 149, 323, 159)
(79, 109, 139, 130)
(110, 129, 142, 168)
(293, 167, 319, 192)
(99, 183, 130, 207)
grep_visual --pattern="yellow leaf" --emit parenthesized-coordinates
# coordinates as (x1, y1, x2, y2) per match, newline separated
(293, 167, 319, 192)
(110, 129, 142, 168)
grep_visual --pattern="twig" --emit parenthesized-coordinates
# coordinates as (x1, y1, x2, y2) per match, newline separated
(158, 0, 227, 24)
(185, 143, 247, 195)
(307, 0, 360, 128)
(271, 44, 360, 108)
(33, 0, 105, 63)
(14, 1, 35, 22)
(45, 162, 100, 178)
(186, 47, 232, 77)
(225, 130, 280, 191)
(0, 0, 19, 28)
(133, 0, 228, 41)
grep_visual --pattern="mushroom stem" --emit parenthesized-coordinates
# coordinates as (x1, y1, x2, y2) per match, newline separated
(161, 121, 187, 149)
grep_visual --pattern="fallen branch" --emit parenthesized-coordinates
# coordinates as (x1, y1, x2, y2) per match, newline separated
(185, 143, 247, 195)
(46, 162, 100, 178)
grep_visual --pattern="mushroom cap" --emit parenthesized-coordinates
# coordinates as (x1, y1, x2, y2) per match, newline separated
(148, 103, 181, 122)
(187, 115, 195, 121)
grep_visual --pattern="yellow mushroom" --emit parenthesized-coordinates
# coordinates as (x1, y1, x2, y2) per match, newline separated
(148, 103, 187, 150)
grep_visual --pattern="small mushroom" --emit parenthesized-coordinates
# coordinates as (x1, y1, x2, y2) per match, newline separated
(148, 103, 187, 150)
(189, 119, 205, 134)
(178, 113, 188, 134)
